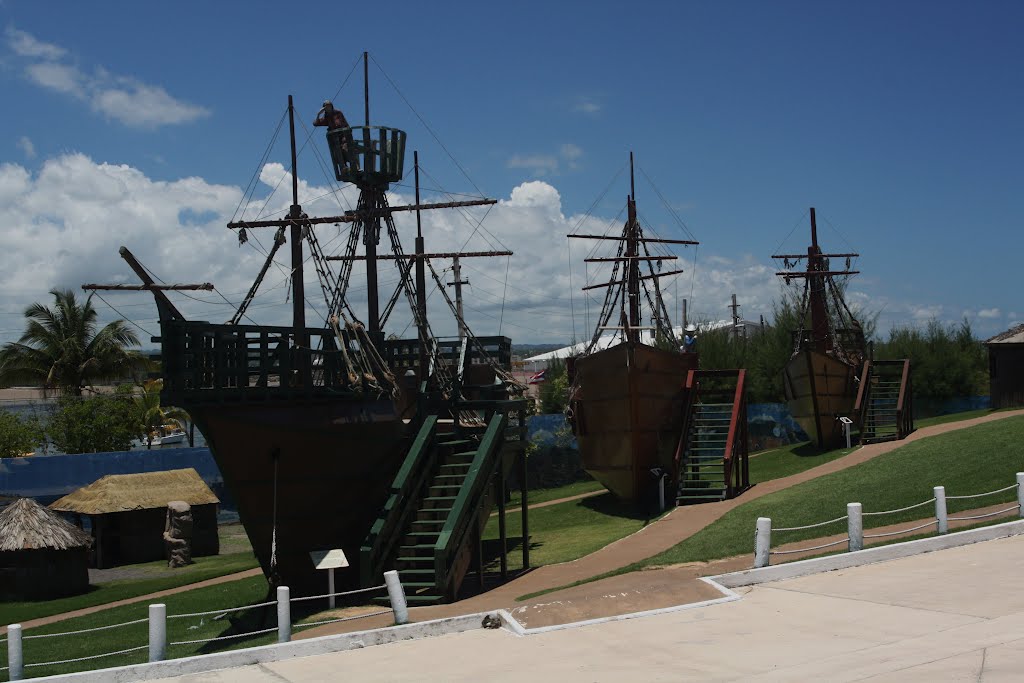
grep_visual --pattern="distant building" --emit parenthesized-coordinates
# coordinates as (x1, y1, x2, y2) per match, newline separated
(50, 468, 219, 568)
(986, 324, 1024, 409)
(0, 497, 91, 600)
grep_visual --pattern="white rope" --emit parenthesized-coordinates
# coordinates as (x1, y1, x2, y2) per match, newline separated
(270, 454, 279, 577)
(170, 626, 278, 647)
(947, 484, 1019, 500)
(22, 617, 149, 639)
(293, 609, 393, 629)
(949, 505, 1021, 522)
(862, 498, 936, 517)
(770, 538, 848, 555)
(168, 600, 277, 620)
(775, 515, 848, 533)
(290, 584, 387, 603)
(23, 645, 148, 668)
(864, 520, 937, 538)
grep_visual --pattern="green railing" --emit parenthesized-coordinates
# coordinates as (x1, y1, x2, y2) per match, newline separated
(432, 413, 507, 598)
(359, 416, 439, 586)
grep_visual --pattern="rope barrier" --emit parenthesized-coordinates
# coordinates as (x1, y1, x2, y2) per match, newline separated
(169, 626, 279, 647)
(864, 520, 937, 539)
(948, 505, 1021, 522)
(23, 645, 149, 668)
(22, 617, 149, 639)
(770, 538, 848, 555)
(775, 515, 848, 533)
(862, 499, 936, 517)
(290, 584, 386, 604)
(946, 484, 1019, 500)
(168, 599, 277, 620)
(292, 609, 393, 629)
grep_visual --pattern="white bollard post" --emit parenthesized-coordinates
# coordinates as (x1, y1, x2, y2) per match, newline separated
(848, 503, 863, 552)
(384, 570, 409, 625)
(754, 517, 772, 568)
(1017, 473, 1024, 518)
(277, 586, 291, 643)
(148, 604, 166, 663)
(935, 486, 948, 534)
(7, 624, 23, 681)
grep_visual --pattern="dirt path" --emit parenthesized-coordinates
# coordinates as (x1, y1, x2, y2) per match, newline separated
(302, 408, 1024, 637)
(1, 568, 263, 634)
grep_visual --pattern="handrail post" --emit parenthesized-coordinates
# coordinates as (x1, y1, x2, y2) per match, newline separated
(1017, 473, 1024, 517)
(754, 517, 771, 568)
(277, 586, 291, 643)
(848, 503, 863, 552)
(148, 603, 167, 662)
(934, 486, 948, 534)
(7, 624, 23, 681)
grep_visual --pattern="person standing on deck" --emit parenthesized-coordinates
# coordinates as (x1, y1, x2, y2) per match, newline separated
(314, 100, 359, 172)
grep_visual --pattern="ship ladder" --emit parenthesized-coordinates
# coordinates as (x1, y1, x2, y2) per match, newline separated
(857, 359, 915, 444)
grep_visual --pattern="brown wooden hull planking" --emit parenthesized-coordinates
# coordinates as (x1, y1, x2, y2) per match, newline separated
(783, 349, 859, 450)
(571, 342, 698, 503)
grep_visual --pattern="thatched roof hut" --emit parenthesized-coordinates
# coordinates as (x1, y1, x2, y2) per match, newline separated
(50, 468, 219, 514)
(50, 468, 220, 568)
(0, 498, 91, 599)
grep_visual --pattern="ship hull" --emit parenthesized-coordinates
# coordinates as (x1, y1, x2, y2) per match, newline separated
(191, 397, 408, 595)
(783, 350, 859, 449)
(570, 343, 697, 503)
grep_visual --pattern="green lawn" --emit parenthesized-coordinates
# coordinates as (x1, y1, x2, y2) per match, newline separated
(1, 551, 259, 625)
(915, 408, 1002, 429)
(483, 491, 660, 571)
(506, 479, 604, 508)
(748, 442, 856, 483)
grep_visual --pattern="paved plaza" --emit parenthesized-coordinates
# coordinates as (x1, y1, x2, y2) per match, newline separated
(153, 533, 1024, 682)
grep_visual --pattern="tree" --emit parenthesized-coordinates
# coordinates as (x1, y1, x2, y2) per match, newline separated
(538, 359, 570, 414)
(0, 289, 147, 396)
(135, 379, 191, 449)
(47, 386, 141, 454)
(0, 410, 45, 458)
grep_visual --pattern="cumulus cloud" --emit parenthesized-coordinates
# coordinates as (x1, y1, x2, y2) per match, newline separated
(506, 144, 584, 177)
(16, 136, 35, 159)
(978, 308, 1002, 319)
(5, 27, 209, 128)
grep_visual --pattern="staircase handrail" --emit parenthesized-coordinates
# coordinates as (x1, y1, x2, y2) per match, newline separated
(721, 369, 746, 497)
(673, 369, 699, 472)
(433, 412, 507, 594)
(359, 416, 439, 586)
(896, 358, 911, 438)
(853, 359, 872, 435)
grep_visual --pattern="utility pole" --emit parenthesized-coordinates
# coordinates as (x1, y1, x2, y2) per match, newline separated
(681, 298, 688, 330)
(448, 256, 469, 341)
(729, 293, 742, 339)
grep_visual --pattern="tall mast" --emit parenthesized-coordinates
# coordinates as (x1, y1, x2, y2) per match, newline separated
(807, 207, 831, 352)
(625, 152, 640, 343)
(414, 151, 428, 370)
(362, 52, 381, 334)
(287, 95, 306, 340)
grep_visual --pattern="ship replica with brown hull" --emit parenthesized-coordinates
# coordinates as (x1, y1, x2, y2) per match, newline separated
(85, 55, 528, 599)
(566, 156, 701, 506)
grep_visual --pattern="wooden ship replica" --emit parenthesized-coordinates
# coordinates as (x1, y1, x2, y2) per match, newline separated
(567, 155, 750, 507)
(85, 55, 529, 603)
(775, 207, 914, 449)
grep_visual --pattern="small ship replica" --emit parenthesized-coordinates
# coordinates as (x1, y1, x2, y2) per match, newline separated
(567, 156, 750, 507)
(86, 55, 529, 603)
(775, 208, 914, 449)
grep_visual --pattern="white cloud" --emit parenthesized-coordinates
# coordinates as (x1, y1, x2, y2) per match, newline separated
(5, 27, 65, 60)
(978, 308, 1002, 319)
(573, 99, 602, 115)
(5, 27, 209, 129)
(506, 144, 584, 177)
(16, 136, 35, 159)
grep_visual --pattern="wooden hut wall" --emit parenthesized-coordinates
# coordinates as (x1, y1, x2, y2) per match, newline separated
(92, 504, 219, 568)
(990, 346, 1024, 409)
(0, 548, 89, 600)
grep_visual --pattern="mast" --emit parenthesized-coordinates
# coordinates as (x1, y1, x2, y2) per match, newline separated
(414, 151, 428, 370)
(362, 52, 381, 335)
(287, 95, 307, 345)
(807, 207, 831, 352)
(625, 152, 641, 344)
(448, 257, 469, 341)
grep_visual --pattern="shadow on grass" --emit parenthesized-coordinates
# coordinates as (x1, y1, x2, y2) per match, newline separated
(579, 491, 658, 524)
(789, 442, 832, 458)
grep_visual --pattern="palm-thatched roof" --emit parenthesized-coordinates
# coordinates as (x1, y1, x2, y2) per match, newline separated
(50, 468, 219, 515)
(0, 497, 92, 551)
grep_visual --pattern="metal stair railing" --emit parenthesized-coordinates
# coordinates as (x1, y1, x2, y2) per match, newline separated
(359, 416, 439, 587)
(722, 369, 748, 497)
(673, 369, 700, 481)
(432, 412, 507, 599)
(854, 359, 873, 437)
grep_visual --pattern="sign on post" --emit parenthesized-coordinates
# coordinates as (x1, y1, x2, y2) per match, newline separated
(310, 549, 349, 608)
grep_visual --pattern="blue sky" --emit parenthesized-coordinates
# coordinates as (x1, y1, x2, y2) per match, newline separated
(0, 1, 1022, 345)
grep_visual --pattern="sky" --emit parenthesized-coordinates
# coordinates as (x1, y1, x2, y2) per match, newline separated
(0, 1, 1022, 347)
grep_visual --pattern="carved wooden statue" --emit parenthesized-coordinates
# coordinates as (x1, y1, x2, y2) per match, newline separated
(163, 500, 194, 568)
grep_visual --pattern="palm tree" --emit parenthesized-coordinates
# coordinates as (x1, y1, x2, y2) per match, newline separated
(135, 379, 191, 449)
(0, 289, 147, 396)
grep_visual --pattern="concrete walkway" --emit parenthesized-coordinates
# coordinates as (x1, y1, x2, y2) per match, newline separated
(154, 532, 1024, 681)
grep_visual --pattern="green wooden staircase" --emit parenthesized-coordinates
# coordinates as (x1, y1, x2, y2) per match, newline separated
(676, 369, 750, 504)
(856, 359, 914, 444)
(360, 406, 523, 605)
